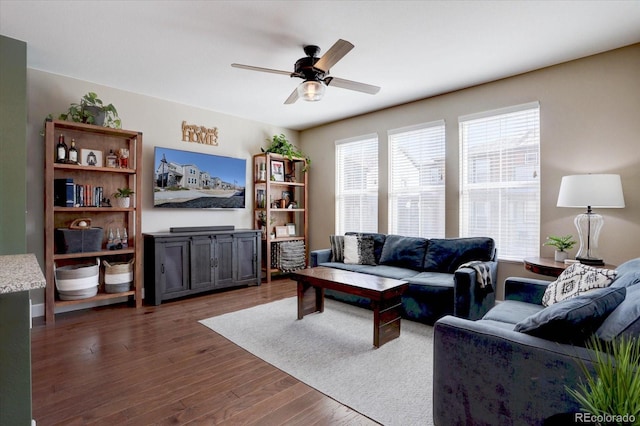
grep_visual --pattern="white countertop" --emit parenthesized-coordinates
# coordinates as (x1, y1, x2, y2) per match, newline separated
(0, 253, 46, 294)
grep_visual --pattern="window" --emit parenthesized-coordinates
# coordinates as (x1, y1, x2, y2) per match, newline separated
(335, 134, 378, 234)
(459, 102, 540, 261)
(388, 121, 445, 238)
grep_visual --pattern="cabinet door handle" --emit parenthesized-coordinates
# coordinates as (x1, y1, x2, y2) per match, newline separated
(161, 264, 165, 274)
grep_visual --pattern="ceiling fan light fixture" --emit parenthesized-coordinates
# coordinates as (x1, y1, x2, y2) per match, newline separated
(297, 80, 326, 102)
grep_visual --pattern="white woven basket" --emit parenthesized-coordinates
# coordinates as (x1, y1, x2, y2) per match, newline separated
(103, 259, 133, 293)
(55, 258, 99, 299)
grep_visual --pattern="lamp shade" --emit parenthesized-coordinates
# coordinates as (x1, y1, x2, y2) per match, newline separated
(556, 174, 625, 208)
(297, 80, 326, 102)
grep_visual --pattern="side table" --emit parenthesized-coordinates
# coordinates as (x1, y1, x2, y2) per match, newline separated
(524, 257, 616, 278)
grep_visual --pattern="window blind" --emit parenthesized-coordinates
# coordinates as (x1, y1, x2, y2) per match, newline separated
(335, 135, 378, 234)
(459, 102, 540, 261)
(388, 121, 445, 238)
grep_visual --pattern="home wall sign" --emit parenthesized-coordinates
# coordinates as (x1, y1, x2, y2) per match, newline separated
(181, 120, 219, 146)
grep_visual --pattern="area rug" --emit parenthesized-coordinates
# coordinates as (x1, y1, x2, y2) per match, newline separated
(199, 297, 434, 426)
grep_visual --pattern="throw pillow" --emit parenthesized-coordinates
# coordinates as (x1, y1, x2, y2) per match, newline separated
(542, 263, 618, 307)
(345, 232, 387, 263)
(378, 234, 428, 270)
(514, 286, 626, 344)
(329, 235, 345, 262)
(423, 237, 495, 273)
(343, 235, 376, 265)
(596, 284, 640, 341)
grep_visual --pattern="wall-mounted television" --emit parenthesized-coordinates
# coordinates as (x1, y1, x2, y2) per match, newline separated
(153, 147, 246, 209)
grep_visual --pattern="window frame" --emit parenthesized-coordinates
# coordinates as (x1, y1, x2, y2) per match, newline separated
(459, 102, 541, 261)
(387, 120, 446, 238)
(334, 134, 379, 235)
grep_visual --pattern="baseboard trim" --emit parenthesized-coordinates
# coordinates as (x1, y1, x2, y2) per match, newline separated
(30, 294, 137, 319)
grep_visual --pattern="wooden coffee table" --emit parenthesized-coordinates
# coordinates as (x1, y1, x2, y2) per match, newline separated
(290, 267, 409, 348)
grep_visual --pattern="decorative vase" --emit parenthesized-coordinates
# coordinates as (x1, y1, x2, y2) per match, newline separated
(84, 106, 106, 126)
(554, 250, 568, 262)
(114, 197, 130, 208)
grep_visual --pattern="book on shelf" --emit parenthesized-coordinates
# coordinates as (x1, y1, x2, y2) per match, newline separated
(54, 178, 75, 207)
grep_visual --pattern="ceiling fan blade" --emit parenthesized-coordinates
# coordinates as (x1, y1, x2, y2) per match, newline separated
(231, 63, 293, 76)
(284, 88, 299, 104)
(314, 39, 354, 72)
(326, 77, 380, 95)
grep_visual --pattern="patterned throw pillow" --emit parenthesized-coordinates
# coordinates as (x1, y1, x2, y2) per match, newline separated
(542, 263, 618, 307)
(329, 235, 345, 262)
(343, 235, 376, 265)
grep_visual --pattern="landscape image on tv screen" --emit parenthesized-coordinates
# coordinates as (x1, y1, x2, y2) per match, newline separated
(153, 147, 246, 209)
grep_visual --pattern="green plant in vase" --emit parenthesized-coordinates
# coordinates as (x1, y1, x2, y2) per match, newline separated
(263, 134, 311, 171)
(113, 187, 134, 208)
(543, 234, 577, 262)
(257, 211, 275, 228)
(43, 92, 122, 135)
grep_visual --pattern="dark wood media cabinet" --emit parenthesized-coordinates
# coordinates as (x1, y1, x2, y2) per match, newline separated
(143, 229, 261, 305)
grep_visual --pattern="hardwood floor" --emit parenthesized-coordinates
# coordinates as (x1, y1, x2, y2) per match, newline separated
(31, 278, 379, 425)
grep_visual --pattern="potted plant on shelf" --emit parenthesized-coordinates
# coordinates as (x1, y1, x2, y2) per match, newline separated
(263, 134, 311, 171)
(256, 211, 275, 238)
(257, 211, 276, 226)
(113, 187, 134, 208)
(543, 234, 577, 262)
(45, 92, 122, 130)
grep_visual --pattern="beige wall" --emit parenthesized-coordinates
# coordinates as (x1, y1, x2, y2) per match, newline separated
(300, 44, 640, 298)
(26, 69, 298, 305)
(23, 44, 640, 306)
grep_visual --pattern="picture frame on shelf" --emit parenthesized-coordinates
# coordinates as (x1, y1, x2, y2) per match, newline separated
(271, 160, 285, 182)
(286, 223, 296, 236)
(80, 149, 103, 167)
(275, 225, 288, 238)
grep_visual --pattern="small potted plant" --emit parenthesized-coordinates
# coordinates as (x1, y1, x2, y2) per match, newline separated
(543, 234, 577, 262)
(113, 187, 134, 208)
(257, 211, 275, 227)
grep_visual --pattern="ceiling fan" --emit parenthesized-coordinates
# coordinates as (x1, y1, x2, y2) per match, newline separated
(231, 39, 380, 104)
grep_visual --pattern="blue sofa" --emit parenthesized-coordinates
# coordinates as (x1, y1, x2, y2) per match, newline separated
(433, 257, 640, 425)
(310, 233, 497, 325)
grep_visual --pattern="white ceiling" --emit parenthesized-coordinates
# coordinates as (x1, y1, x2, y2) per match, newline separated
(2, 1, 640, 131)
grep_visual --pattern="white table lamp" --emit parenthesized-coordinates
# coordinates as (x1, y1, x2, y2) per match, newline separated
(556, 174, 625, 265)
